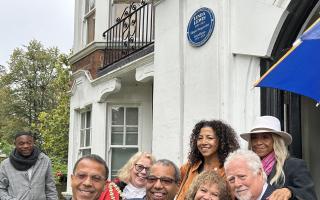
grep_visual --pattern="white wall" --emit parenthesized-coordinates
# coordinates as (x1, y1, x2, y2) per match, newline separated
(152, 0, 289, 165)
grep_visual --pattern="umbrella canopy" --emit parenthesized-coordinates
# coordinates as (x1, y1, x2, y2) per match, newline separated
(255, 18, 320, 104)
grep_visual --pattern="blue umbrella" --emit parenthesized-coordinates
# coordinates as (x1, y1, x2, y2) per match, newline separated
(255, 18, 320, 105)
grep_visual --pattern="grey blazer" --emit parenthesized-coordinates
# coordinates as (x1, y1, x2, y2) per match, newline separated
(0, 152, 58, 200)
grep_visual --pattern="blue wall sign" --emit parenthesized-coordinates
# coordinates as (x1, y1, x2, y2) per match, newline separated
(187, 7, 215, 47)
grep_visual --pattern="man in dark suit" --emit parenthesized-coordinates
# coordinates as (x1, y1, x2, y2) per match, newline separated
(224, 149, 275, 200)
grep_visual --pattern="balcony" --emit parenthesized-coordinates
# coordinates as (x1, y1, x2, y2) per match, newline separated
(100, 1, 154, 73)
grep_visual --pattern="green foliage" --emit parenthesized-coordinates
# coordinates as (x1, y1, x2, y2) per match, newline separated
(0, 141, 13, 156)
(0, 40, 71, 173)
(3, 40, 68, 128)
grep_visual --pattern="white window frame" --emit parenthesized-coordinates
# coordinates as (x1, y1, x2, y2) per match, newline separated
(79, 108, 92, 156)
(83, 0, 96, 45)
(107, 104, 141, 178)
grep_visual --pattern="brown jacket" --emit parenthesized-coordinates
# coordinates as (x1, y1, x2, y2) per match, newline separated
(176, 161, 225, 200)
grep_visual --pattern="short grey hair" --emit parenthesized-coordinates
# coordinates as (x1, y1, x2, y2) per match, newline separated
(224, 149, 267, 181)
(154, 159, 181, 183)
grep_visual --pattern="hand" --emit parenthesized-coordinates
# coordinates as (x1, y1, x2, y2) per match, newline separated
(267, 188, 292, 200)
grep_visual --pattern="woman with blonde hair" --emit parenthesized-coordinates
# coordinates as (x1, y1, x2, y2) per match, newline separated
(185, 170, 232, 200)
(116, 152, 156, 199)
(241, 116, 317, 200)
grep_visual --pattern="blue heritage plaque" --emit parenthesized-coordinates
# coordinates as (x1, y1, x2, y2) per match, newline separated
(187, 7, 215, 47)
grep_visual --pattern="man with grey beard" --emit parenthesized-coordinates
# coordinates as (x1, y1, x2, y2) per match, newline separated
(224, 149, 275, 200)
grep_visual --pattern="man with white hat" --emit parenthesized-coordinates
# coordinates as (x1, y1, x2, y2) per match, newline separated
(240, 116, 317, 200)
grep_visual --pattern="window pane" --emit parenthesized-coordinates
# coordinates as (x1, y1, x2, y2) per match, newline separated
(112, 107, 124, 125)
(126, 108, 138, 125)
(111, 134, 123, 145)
(80, 130, 85, 147)
(110, 148, 138, 178)
(85, 0, 95, 14)
(81, 149, 91, 156)
(81, 113, 85, 129)
(111, 126, 124, 133)
(126, 134, 138, 145)
(126, 126, 138, 134)
(85, 0, 89, 13)
(85, 129, 91, 146)
(111, 127, 123, 145)
(86, 12, 95, 44)
(86, 111, 91, 128)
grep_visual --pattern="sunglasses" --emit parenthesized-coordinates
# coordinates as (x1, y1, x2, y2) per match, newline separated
(146, 175, 176, 186)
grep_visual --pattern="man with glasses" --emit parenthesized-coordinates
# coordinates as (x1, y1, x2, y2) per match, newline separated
(71, 154, 108, 200)
(144, 159, 180, 200)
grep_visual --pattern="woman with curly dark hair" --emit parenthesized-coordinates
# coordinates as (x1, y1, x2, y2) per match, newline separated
(176, 120, 239, 200)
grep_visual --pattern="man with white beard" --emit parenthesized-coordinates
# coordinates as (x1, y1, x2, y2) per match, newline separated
(224, 149, 275, 200)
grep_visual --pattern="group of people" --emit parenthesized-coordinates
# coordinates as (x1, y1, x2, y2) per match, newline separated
(70, 116, 317, 200)
(0, 116, 317, 200)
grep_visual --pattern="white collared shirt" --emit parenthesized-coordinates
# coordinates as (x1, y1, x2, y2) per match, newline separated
(257, 182, 268, 200)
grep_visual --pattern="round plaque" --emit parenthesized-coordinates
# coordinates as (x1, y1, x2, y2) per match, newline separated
(187, 7, 215, 47)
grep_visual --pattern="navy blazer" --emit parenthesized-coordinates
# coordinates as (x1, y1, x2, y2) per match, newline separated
(268, 157, 317, 200)
(261, 184, 275, 200)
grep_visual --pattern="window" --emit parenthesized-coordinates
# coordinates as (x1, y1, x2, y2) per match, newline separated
(79, 110, 91, 156)
(108, 106, 139, 178)
(111, 0, 140, 25)
(84, 0, 95, 44)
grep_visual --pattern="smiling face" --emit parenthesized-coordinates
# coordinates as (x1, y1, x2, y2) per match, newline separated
(250, 133, 274, 159)
(197, 127, 219, 159)
(226, 159, 264, 200)
(146, 164, 178, 200)
(194, 182, 220, 200)
(130, 156, 153, 188)
(71, 159, 106, 200)
(14, 135, 34, 157)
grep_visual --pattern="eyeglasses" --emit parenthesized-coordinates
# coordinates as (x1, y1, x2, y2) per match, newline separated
(74, 173, 105, 183)
(146, 175, 176, 186)
(134, 164, 150, 172)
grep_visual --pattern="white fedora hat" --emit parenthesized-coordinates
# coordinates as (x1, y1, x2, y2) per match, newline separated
(240, 116, 292, 145)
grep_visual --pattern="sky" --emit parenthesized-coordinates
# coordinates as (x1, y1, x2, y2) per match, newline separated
(0, 0, 74, 67)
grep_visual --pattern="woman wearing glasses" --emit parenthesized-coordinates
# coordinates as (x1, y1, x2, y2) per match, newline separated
(116, 152, 156, 199)
(176, 120, 239, 200)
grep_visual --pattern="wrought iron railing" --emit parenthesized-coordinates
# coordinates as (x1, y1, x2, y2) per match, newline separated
(102, 1, 154, 69)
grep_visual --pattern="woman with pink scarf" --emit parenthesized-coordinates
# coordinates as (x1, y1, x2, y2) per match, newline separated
(240, 116, 317, 200)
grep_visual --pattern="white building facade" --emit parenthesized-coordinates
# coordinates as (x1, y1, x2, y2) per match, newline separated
(66, 0, 320, 197)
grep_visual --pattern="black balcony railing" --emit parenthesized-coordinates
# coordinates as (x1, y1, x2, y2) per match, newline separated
(102, 1, 154, 69)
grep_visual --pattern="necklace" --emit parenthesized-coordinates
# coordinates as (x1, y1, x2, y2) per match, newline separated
(108, 182, 123, 200)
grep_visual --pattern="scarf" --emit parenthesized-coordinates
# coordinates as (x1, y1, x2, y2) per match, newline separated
(261, 151, 276, 176)
(9, 147, 40, 171)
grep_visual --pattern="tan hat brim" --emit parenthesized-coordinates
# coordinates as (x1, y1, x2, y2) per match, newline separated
(240, 130, 292, 145)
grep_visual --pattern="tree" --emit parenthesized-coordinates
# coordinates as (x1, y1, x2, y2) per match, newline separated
(0, 40, 70, 174)
(3, 40, 67, 128)
(37, 62, 70, 175)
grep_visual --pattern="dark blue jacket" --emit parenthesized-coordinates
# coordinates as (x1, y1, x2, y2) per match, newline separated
(268, 157, 317, 200)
